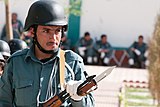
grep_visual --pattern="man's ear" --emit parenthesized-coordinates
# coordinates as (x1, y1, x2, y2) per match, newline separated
(28, 27, 35, 37)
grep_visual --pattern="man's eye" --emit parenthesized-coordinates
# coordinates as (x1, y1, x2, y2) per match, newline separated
(56, 29, 61, 32)
(42, 30, 49, 33)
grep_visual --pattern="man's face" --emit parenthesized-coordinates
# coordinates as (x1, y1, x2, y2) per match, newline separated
(12, 13, 17, 22)
(36, 25, 62, 51)
(84, 35, 91, 41)
(138, 37, 143, 44)
(101, 36, 107, 44)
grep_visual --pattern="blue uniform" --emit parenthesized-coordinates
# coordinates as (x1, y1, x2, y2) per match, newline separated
(77, 37, 94, 56)
(76, 37, 94, 64)
(128, 41, 148, 68)
(0, 46, 94, 107)
(93, 40, 113, 65)
(94, 40, 112, 57)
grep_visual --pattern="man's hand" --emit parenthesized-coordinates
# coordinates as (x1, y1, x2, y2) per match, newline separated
(134, 49, 141, 55)
(78, 47, 86, 56)
(66, 80, 83, 101)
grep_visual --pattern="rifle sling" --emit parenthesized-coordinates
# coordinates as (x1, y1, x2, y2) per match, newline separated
(60, 49, 65, 90)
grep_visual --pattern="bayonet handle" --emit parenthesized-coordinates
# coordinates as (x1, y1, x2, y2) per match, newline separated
(77, 77, 97, 96)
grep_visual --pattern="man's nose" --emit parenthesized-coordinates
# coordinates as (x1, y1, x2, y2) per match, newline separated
(49, 33, 56, 39)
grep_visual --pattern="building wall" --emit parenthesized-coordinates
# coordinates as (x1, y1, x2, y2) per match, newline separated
(0, 0, 160, 48)
(80, 0, 160, 47)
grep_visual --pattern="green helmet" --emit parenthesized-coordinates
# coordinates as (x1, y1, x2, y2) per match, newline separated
(0, 40, 10, 57)
(24, 0, 67, 31)
(8, 39, 28, 54)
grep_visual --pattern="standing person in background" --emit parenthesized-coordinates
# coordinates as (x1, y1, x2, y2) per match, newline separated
(128, 35, 148, 68)
(1, 13, 23, 41)
(76, 32, 94, 65)
(11, 12, 23, 36)
(0, 1, 94, 107)
(94, 34, 113, 66)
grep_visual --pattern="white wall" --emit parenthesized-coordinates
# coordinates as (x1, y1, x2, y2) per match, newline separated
(81, 0, 160, 47)
(1, 0, 160, 47)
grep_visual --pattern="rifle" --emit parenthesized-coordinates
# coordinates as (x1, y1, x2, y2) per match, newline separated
(40, 66, 115, 107)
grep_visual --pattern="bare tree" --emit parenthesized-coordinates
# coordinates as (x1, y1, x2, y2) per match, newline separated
(148, 13, 160, 106)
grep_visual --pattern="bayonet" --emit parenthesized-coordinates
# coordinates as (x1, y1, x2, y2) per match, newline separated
(42, 66, 116, 107)
(94, 66, 116, 83)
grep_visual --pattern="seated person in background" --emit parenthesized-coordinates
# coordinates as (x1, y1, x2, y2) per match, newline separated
(76, 32, 94, 64)
(60, 33, 71, 50)
(1, 13, 23, 41)
(93, 34, 113, 65)
(128, 35, 148, 68)
(8, 39, 28, 55)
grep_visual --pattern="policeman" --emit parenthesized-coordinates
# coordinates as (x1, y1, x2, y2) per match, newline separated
(93, 34, 113, 65)
(0, 53, 5, 76)
(76, 32, 94, 65)
(0, 40, 11, 60)
(8, 39, 28, 54)
(0, 0, 94, 107)
(128, 35, 148, 68)
(1, 13, 23, 41)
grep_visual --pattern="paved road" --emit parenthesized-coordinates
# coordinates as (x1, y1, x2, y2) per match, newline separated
(85, 65, 148, 107)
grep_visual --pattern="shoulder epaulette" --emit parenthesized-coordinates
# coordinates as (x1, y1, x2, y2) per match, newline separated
(64, 50, 83, 62)
(8, 49, 28, 60)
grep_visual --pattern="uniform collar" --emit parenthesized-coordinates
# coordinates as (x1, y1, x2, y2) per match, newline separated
(25, 45, 60, 63)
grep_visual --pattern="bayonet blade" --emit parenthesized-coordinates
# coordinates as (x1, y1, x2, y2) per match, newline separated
(94, 66, 116, 83)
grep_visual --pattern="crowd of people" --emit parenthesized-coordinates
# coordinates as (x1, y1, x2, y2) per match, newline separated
(0, 32, 149, 77)
(73, 32, 148, 69)
(74, 32, 113, 66)
(0, 12, 149, 69)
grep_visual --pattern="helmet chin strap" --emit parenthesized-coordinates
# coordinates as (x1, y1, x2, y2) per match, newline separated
(33, 36, 59, 54)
